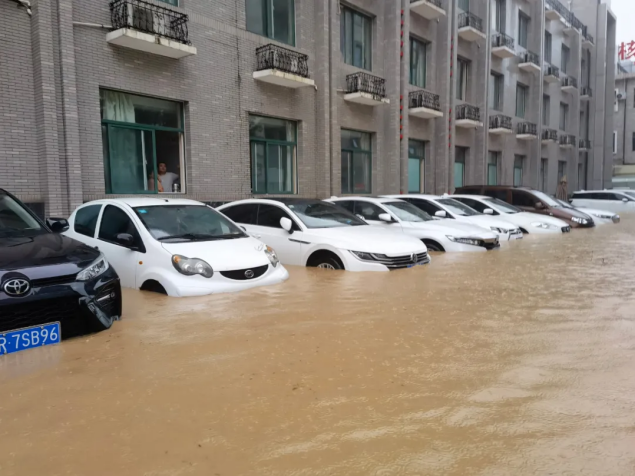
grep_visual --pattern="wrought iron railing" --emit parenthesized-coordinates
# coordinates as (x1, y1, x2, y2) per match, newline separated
(561, 76, 578, 88)
(492, 32, 514, 50)
(110, 0, 190, 45)
(581, 86, 592, 97)
(255, 44, 310, 78)
(517, 122, 537, 136)
(582, 28, 594, 44)
(544, 64, 560, 78)
(410, 0, 443, 8)
(456, 104, 480, 122)
(489, 114, 512, 131)
(519, 50, 540, 66)
(458, 12, 484, 33)
(346, 72, 387, 100)
(409, 89, 441, 111)
(579, 139, 591, 149)
(559, 134, 576, 146)
(570, 16, 584, 31)
(542, 129, 558, 141)
(545, 0, 569, 19)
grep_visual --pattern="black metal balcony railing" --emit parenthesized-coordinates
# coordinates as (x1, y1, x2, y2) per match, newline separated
(491, 32, 515, 50)
(544, 64, 560, 77)
(570, 16, 584, 32)
(456, 104, 481, 122)
(110, 0, 190, 45)
(410, 0, 443, 8)
(561, 76, 578, 88)
(542, 129, 558, 141)
(517, 122, 537, 136)
(458, 12, 484, 33)
(346, 72, 387, 100)
(559, 134, 576, 146)
(582, 27, 594, 44)
(519, 50, 540, 66)
(545, 0, 569, 19)
(581, 86, 592, 97)
(489, 114, 512, 131)
(579, 139, 591, 149)
(255, 44, 310, 78)
(409, 89, 441, 111)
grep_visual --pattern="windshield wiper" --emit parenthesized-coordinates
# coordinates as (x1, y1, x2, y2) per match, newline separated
(158, 233, 244, 241)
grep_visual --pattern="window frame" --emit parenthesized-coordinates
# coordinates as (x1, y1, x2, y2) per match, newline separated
(518, 11, 529, 49)
(454, 147, 467, 189)
(513, 155, 524, 187)
(340, 4, 373, 71)
(542, 94, 550, 126)
(544, 31, 552, 63)
(489, 71, 504, 111)
(341, 129, 372, 195)
(632, 132, 635, 152)
(246, 0, 296, 46)
(561, 44, 570, 74)
(559, 102, 568, 131)
(540, 158, 548, 192)
(97, 204, 145, 251)
(408, 139, 426, 193)
(516, 82, 528, 118)
(557, 160, 566, 182)
(457, 57, 470, 101)
(487, 152, 499, 186)
(409, 36, 428, 88)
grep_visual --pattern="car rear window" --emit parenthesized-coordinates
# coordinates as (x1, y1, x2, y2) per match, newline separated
(74, 204, 102, 238)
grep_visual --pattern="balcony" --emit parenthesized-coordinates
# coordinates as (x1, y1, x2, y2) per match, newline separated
(253, 44, 314, 89)
(579, 139, 591, 150)
(561, 75, 578, 93)
(409, 89, 443, 119)
(582, 29, 594, 49)
(580, 86, 592, 100)
(545, 0, 566, 23)
(344, 73, 389, 106)
(107, 0, 196, 59)
(541, 128, 558, 143)
(544, 64, 560, 83)
(491, 32, 515, 59)
(458, 12, 486, 42)
(519, 50, 541, 74)
(489, 114, 513, 135)
(559, 134, 576, 149)
(517, 122, 538, 140)
(410, 0, 445, 20)
(455, 104, 482, 129)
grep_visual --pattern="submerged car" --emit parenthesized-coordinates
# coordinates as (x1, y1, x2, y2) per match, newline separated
(326, 196, 499, 252)
(552, 198, 620, 225)
(570, 190, 635, 213)
(0, 189, 121, 349)
(217, 198, 430, 271)
(64, 198, 288, 297)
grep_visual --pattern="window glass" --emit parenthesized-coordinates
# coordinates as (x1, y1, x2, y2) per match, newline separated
(436, 198, 479, 216)
(341, 130, 372, 194)
(246, 0, 295, 45)
(220, 204, 259, 225)
(488, 152, 499, 186)
(483, 197, 521, 213)
(542, 95, 550, 126)
(410, 37, 427, 88)
(458, 0, 469, 11)
(286, 201, 366, 228)
(100, 90, 181, 129)
(516, 83, 528, 118)
(408, 140, 425, 193)
(531, 190, 560, 207)
(540, 159, 548, 191)
(0, 192, 43, 236)
(98, 205, 142, 247)
(333, 200, 356, 214)
(457, 58, 469, 100)
(341, 6, 372, 70)
(354, 202, 384, 221)
(544, 31, 552, 63)
(489, 72, 503, 110)
(257, 204, 293, 228)
(455, 197, 488, 213)
(455, 147, 466, 189)
(513, 155, 524, 187)
(74, 205, 102, 238)
(518, 11, 529, 48)
(559, 102, 568, 131)
(511, 191, 536, 208)
(405, 198, 442, 216)
(246, 0, 266, 36)
(558, 160, 566, 181)
(383, 201, 432, 222)
(561, 44, 570, 74)
(492, 0, 505, 33)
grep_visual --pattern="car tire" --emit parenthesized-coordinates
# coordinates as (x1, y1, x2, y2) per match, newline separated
(423, 240, 444, 252)
(308, 253, 344, 270)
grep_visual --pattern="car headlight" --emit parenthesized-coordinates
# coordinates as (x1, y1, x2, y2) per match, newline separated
(171, 255, 214, 278)
(350, 250, 388, 261)
(571, 217, 588, 225)
(591, 213, 612, 219)
(264, 245, 279, 267)
(77, 254, 110, 281)
(531, 222, 550, 229)
(446, 236, 481, 246)
(490, 227, 506, 234)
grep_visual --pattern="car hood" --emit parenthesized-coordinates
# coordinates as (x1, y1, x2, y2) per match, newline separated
(572, 207, 616, 217)
(0, 232, 100, 279)
(511, 212, 569, 227)
(554, 207, 592, 220)
(461, 215, 518, 230)
(302, 226, 427, 255)
(402, 221, 498, 239)
(160, 236, 271, 271)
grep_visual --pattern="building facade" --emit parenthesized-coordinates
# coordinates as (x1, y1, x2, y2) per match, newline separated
(0, 0, 616, 216)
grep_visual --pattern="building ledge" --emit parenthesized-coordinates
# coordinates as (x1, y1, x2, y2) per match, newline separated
(517, 133, 538, 141)
(410, 0, 446, 20)
(458, 27, 486, 42)
(344, 92, 390, 106)
(545, 9, 564, 23)
(492, 46, 515, 59)
(559, 144, 574, 149)
(519, 62, 541, 74)
(253, 69, 315, 88)
(106, 28, 197, 59)
(563, 26, 578, 36)
(562, 85, 577, 93)
(456, 119, 483, 129)
(489, 128, 513, 135)
(544, 74, 560, 84)
(409, 106, 443, 119)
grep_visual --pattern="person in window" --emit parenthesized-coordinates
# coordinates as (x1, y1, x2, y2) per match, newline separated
(158, 162, 179, 192)
(148, 172, 164, 192)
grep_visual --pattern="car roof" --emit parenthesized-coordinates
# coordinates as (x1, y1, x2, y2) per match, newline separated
(329, 196, 405, 204)
(573, 190, 628, 194)
(381, 194, 441, 200)
(218, 198, 327, 207)
(81, 197, 206, 208)
(451, 194, 492, 200)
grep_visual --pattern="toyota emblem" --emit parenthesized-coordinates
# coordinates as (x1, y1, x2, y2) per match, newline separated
(3, 278, 31, 297)
(244, 269, 255, 279)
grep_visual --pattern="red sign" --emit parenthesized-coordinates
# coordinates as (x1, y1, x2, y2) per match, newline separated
(619, 41, 635, 61)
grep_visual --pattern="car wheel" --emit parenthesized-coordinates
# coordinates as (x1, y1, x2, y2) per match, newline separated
(423, 240, 444, 252)
(308, 254, 344, 270)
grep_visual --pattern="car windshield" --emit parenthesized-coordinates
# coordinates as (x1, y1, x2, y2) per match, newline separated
(133, 205, 247, 241)
(0, 192, 44, 237)
(436, 198, 479, 216)
(287, 202, 366, 228)
(622, 191, 635, 199)
(382, 201, 432, 222)
(530, 190, 560, 207)
(554, 198, 574, 209)
(483, 198, 521, 214)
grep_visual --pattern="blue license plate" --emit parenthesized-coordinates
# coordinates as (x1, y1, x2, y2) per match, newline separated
(0, 322, 61, 356)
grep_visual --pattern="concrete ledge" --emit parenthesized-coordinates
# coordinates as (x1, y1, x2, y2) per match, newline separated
(253, 69, 315, 89)
(409, 107, 443, 119)
(344, 92, 390, 106)
(106, 28, 197, 59)
(456, 119, 483, 129)
(410, 0, 446, 20)
(458, 27, 486, 42)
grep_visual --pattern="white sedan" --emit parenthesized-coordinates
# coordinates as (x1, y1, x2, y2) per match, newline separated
(451, 195, 571, 234)
(326, 196, 500, 252)
(64, 198, 289, 297)
(383, 194, 523, 241)
(553, 198, 620, 225)
(217, 198, 430, 271)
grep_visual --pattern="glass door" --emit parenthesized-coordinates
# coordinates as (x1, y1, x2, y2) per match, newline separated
(106, 125, 156, 194)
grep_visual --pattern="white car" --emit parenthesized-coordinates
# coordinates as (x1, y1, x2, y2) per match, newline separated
(570, 190, 635, 213)
(217, 198, 429, 271)
(553, 198, 620, 225)
(64, 198, 289, 297)
(451, 195, 571, 234)
(326, 196, 500, 252)
(382, 194, 523, 241)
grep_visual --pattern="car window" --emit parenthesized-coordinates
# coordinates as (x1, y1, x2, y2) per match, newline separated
(382, 201, 431, 222)
(405, 198, 442, 215)
(622, 191, 635, 200)
(355, 202, 384, 221)
(220, 204, 258, 225)
(0, 192, 44, 237)
(74, 204, 102, 238)
(98, 205, 143, 248)
(530, 190, 560, 207)
(455, 188, 480, 195)
(608, 193, 630, 201)
(483, 198, 521, 214)
(454, 197, 490, 213)
(286, 201, 366, 228)
(436, 199, 479, 216)
(483, 189, 509, 201)
(511, 191, 537, 208)
(257, 204, 299, 230)
(333, 201, 356, 214)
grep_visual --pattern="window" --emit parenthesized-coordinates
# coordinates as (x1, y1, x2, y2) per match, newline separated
(341, 130, 371, 194)
(257, 204, 296, 229)
(516, 83, 528, 118)
(354, 202, 384, 221)
(455, 147, 467, 189)
(489, 72, 503, 110)
(613, 131, 618, 154)
(457, 58, 469, 100)
(561, 44, 570, 74)
(74, 205, 102, 238)
(491, 0, 505, 33)
(408, 140, 425, 193)
(540, 159, 547, 192)
(410, 37, 428, 88)
(98, 205, 142, 248)
(542, 95, 550, 126)
(632, 132, 635, 152)
(246, 0, 295, 45)
(513, 155, 524, 187)
(249, 115, 297, 194)
(456, 197, 490, 214)
(334, 200, 355, 214)
(458, 0, 469, 12)
(340, 5, 372, 70)
(159, 0, 178, 4)
(487, 152, 499, 186)
(100, 90, 184, 195)
(518, 11, 529, 48)
(578, 162, 584, 190)
(405, 198, 442, 216)
(0, 192, 44, 236)
(558, 160, 566, 182)
(544, 31, 552, 63)
(221, 204, 259, 225)
(511, 190, 536, 208)
(559, 102, 568, 131)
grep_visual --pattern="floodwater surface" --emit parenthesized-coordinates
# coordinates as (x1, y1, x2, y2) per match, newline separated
(1, 219, 635, 476)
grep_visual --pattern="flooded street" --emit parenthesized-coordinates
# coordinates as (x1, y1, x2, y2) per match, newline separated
(2, 219, 635, 476)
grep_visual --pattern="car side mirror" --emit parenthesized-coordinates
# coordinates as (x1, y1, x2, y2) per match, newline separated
(46, 218, 69, 233)
(116, 233, 135, 248)
(378, 213, 393, 223)
(434, 210, 447, 218)
(483, 208, 494, 215)
(622, 197, 628, 203)
(280, 217, 293, 234)
(240, 226, 246, 231)
(535, 202, 545, 209)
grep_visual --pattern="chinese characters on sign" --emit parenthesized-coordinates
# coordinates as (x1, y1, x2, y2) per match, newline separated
(619, 41, 635, 61)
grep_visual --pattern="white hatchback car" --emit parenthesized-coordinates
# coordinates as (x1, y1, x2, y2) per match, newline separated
(383, 194, 523, 241)
(326, 196, 500, 252)
(64, 198, 289, 297)
(553, 198, 620, 225)
(451, 195, 571, 234)
(570, 190, 635, 213)
(217, 198, 429, 271)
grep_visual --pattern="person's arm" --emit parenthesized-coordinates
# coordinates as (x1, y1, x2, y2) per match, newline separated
(157, 177, 164, 193)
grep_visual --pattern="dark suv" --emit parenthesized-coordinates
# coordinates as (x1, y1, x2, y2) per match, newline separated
(455, 185, 595, 228)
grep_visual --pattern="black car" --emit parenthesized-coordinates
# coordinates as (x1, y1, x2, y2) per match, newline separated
(0, 189, 122, 339)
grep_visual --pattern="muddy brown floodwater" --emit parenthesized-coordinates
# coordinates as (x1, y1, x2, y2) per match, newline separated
(2, 219, 635, 476)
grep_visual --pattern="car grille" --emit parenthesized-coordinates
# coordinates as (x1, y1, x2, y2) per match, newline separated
(95, 281, 121, 317)
(562, 226, 571, 233)
(0, 297, 84, 336)
(483, 240, 500, 250)
(31, 274, 77, 287)
(220, 264, 269, 281)
(373, 252, 430, 270)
